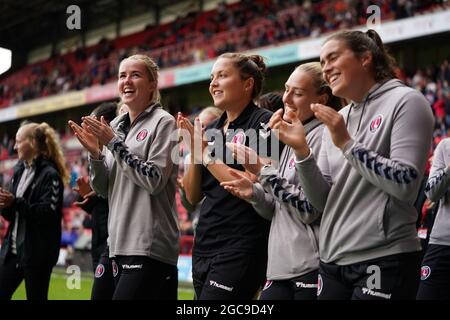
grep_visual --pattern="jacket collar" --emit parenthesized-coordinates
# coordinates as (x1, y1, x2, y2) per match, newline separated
(216, 101, 258, 128)
(17, 155, 54, 175)
(303, 117, 322, 135)
(113, 101, 162, 131)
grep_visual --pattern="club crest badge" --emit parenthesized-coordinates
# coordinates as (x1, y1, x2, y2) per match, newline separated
(369, 115, 383, 133)
(112, 260, 119, 277)
(289, 158, 295, 169)
(420, 266, 431, 280)
(95, 264, 105, 278)
(231, 132, 246, 145)
(317, 274, 323, 296)
(136, 129, 148, 142)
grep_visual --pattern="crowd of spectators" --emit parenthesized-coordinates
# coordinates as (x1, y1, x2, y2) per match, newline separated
(0, 57, 449, 162)
(403, 59, 450, 152)
(0, 0, 447, 108)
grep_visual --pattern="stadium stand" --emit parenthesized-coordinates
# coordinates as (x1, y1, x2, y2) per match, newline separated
(0, 0, 447, 109)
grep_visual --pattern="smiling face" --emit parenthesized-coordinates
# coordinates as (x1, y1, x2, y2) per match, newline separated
(118, 59, 156, 110)
(320, 39, 371, 102)
(14, 126, 36, 163)
(282, 68, 325, 123)
(209, 58, 252, 110)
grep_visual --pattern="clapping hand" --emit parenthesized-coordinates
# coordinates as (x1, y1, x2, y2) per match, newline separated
(0, 187, 14, 208)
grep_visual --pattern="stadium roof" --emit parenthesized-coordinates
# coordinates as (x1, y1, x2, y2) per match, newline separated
(0, 0, 186, 51)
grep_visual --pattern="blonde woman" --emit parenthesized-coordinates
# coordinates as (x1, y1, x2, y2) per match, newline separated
(223, 62, 343, 299)
(69, 54, 179, 300)
(0, 122, 69, 300)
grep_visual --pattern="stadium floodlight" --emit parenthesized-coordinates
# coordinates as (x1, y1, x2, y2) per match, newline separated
(0, 47, 12, 75)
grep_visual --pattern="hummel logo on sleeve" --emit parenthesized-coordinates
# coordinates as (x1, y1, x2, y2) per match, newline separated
(352, 146, 417, 184)
(209, 280, 233, 292)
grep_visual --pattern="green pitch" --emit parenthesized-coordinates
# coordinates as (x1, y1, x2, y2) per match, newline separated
(11, 269, 195, 300)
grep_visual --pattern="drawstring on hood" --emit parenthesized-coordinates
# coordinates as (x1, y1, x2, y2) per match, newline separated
(345, 79, 402, 134)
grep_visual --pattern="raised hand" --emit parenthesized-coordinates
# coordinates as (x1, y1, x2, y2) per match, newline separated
(81, 116, 115, 146)
(268, 109, 310, 158)
(68, 120, 101, 158)
(193, 117, 209, 165)
(73, 190, 96, 208)
(73, 176, 92, 198)
(220, 169, 255, 201)
(226, 142, 268, 175)
(311, 103, 350, 150)
(177, 113, 195, 153)
(177, 114, 208, 164)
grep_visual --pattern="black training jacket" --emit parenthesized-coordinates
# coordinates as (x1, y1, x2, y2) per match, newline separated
(0, 157, 63, 267)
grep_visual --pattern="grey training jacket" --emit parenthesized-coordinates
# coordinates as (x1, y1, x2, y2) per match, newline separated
(250, 118, 323, 279)
(89, 103, 180, 266)
(425, 138, 450, 246)
(296, 79, 434, 265)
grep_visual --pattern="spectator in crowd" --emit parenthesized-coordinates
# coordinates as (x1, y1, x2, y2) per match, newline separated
(1, 0, 446, 108)
(61, 222, 79, 248)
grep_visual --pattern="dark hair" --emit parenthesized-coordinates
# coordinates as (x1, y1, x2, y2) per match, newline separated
(91, 102, 118, 123)
(219, 53, 266, 99)
(297, 62, 344, 111)
(258, 91, 284, 112)
(324, 29, 397, 82)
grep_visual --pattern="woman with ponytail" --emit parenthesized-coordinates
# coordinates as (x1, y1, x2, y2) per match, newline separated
(221, 62, 343, 300)
(178, 53, 280, 299)
(272, 29, 434, 299)
(69, 54, 179, 300)
(0, 122, 68, 300)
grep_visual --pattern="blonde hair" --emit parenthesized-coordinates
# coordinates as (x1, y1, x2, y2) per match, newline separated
(199, 106, 223, 122)
(121, 54, 161, 104)
(20, 122, 70, 185)
(296, 62, 344, 111)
